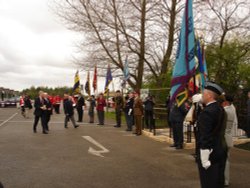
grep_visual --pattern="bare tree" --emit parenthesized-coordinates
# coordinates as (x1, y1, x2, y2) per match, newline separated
(52, 0, 184, 90)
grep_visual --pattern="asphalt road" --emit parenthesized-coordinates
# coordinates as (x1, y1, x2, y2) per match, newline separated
(0, 108, 249, 188)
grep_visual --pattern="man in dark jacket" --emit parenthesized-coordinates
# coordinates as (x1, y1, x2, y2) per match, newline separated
(144, 95, 155, 131)
(33, 91, 48, 134)
(124, 92, 134, 131)
(195, 82, 227, 188)
(44, 93, 52, 132)
(63, 94, 79, 128)
(76, 95, 85, 122)
(169, 101, 188, 149)
(114, 90, 124, 128)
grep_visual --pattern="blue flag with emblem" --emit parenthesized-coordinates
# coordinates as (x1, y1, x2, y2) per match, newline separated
(170, 0, 196, 106)
(196, 39, 208, 91)
(104, 65, 113, 94)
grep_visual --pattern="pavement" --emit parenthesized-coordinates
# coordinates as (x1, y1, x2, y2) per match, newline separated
(0, 108, 250, 188)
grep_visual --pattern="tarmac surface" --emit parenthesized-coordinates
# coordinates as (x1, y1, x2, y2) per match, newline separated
(0, 108, 250, 188)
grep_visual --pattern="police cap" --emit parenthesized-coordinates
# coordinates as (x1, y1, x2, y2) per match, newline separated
(204, 82, 224, 96)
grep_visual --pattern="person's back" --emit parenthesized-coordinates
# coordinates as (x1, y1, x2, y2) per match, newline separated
(64, 98, 74, 116)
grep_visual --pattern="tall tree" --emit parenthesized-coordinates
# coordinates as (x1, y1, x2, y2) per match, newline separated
(52, 0, 184, 90)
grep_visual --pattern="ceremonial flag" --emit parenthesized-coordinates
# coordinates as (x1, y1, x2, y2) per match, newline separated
(124, 56, 130, 81)
(85, 71, 91, 96)
(196, 39, 208, 91)
(170, 0, 196, 106)
(73, 70, 81, 94)
(92, 65, 97, 92)
(104, 65, 113, 94)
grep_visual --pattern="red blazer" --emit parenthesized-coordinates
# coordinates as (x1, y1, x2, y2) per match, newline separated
(96, 98, 106, 111)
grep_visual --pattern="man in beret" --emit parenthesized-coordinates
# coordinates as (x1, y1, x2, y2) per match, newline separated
(194, 82, 227, 188)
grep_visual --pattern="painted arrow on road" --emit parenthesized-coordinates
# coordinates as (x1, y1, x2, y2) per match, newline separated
(82, 136, 110, 157)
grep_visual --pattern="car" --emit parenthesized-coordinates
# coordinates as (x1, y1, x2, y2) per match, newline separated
(0, 97, 19, 108)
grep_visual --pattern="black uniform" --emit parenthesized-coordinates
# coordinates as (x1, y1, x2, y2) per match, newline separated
(115, 96, 124, 127)
(33, 97, 47, 133)
(124, 97, 134, 131)
(169, 102, 188, 148)
(76, 96, 85, 122)
(196, 102, 227, 188)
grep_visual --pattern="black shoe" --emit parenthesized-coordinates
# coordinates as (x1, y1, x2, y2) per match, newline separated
(126, 129, 132, 131)
(64, 126, 68, 129)
(114, 125, 121, 128)
(176, 145, 183, 149)
(170, 144, 177, 148)
(74, 125, 79, 128)
(43, 131, 48, 134)
(33, 129, 37, 133)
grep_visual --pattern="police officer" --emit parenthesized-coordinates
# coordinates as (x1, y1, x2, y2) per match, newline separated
(194, 82, 227, 188)
(114, 90, 124, 128)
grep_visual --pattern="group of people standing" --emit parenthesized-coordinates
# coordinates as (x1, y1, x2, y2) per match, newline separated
(168, 82, 242, 188)
(114, 90, 155, 136)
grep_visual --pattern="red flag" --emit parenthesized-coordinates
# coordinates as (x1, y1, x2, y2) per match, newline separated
(92, 65, 97, 92)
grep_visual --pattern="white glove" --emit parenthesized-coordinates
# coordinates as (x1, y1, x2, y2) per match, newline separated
(200, 149, 213, 169)
(183, 121, 190, 126)
(128, 108, 132, 115)
(192, 94, 202, 103)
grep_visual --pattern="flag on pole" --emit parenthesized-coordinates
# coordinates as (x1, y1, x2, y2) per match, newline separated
(92, 65, 97, 92)
(85, 71, 91, 96)
(196, 39, 208, 91)
(73, 70, 81, 94)
(104, 65, 113, 94)
(124, 56, 130, 81)
(170, 0, 196, 106)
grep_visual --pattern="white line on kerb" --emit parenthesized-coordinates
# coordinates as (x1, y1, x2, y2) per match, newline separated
(0, 113, 18, 127)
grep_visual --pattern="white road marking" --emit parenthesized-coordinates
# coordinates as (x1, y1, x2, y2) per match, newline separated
(0, 113, 18, 127)
(82, 136, 110, 157)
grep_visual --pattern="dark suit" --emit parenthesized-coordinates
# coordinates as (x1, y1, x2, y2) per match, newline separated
(33, 97, 46, 132)
(76, 96, 85, 122)
(44, 98, 52, 131)
(63, 99, 77, 127)
(196, 102, 227, 188)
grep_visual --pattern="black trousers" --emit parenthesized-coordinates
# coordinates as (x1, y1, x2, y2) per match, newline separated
(172, 122, 183, 146)
(115, 108, 122, 126)
(33, 115, 46, 131)
(54, 105, 60, 114)
(145, 110, 153, 129)
(97, 110, 104, 125)
(77, 108, 83, 122)
(44, 114, 51, 131)
(198, 160, 226, 188)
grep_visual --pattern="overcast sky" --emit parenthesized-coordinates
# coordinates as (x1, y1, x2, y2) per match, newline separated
(0, 0, 94, 91)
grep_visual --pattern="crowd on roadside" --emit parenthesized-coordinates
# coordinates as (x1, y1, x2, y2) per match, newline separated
(19, 86, 250, 188)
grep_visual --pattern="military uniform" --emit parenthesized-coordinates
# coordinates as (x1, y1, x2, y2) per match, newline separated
(196, 82, 227, 188)
(133, 96, 143, 135)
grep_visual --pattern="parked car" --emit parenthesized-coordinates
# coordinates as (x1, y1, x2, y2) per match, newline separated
(0, 97, 19, 108)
